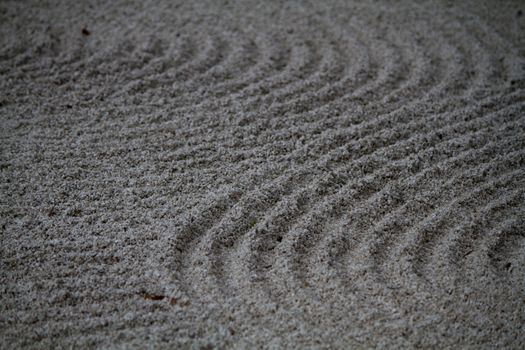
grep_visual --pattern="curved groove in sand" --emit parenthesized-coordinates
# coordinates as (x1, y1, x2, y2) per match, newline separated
(327, 148, 524, 294)
(376, 167, 525, 288)
(171, 99, 524, 299)
(425, 190, 524, 289)
(290, 123, 525, 292)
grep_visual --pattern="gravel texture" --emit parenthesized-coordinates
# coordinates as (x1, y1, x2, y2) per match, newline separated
(1, 0, 525, 348)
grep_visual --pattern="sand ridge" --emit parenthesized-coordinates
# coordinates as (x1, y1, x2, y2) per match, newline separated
(1, 0, 524, 348)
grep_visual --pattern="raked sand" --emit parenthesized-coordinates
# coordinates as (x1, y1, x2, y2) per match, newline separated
(1, 0, 525, 348)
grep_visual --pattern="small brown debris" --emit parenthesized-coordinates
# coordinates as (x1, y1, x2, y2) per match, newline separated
(169, 297, 178, 305)
(82, 28, 91, 36)
(143, 293, 165, 301)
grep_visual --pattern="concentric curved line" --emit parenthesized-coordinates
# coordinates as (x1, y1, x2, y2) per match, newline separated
(215, 100, 520, 300)
(370, 165, 525, 289)
(423, 190, 524, 290)
(294, 126, 525, 293)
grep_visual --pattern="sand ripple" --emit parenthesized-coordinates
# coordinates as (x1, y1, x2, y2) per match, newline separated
(1, 0, 524, 348)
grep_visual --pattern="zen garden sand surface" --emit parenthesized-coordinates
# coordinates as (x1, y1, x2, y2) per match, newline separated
(1, 0, 524, 348)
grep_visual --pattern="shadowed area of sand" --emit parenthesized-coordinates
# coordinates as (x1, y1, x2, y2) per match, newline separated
(1, 0, 524, 348)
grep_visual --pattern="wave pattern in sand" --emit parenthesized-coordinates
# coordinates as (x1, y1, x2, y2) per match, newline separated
(1, 0, 524, 348)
